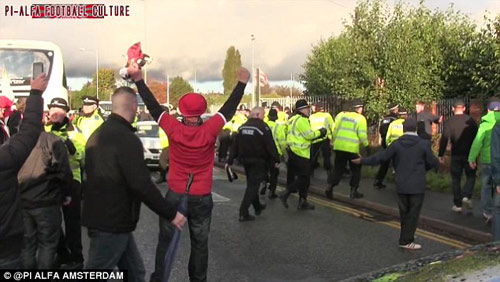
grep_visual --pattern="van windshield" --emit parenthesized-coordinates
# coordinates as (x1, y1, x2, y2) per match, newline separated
(0, 49, 53, 87)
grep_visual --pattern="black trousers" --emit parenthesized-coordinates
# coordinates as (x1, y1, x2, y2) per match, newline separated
(375, 159, 391, 183)
(397, 193, 424, 245)
(57, 180, 84, 264)
(268, 164, 280, 194)
(217, 130, 232, 161)
(310, 139, 332, 170)
(450, 155, 476, 206)
(330, 150, 361, 188)
(241, 161, 267, 216)
(286, 150, 311, 198)
(151, 191, 213, 282)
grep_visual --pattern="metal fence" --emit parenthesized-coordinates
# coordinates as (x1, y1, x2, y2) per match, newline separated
(260, 96, 348, 116)
(260, 95, 478, 137)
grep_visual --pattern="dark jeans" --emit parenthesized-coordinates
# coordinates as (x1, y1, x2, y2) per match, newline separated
(0, 254, 21, 269)
(58, 180, 84, 264)
(493, 190, 500, 241)
(286, 149, 311, 198)
(0, 237, 23, 269)
(310, 139, 332, 170)
(330, 150, 361, 188)
(151, 191, 213, 282)
(241, 161, 267, 216)
(21, 205, 62, 269)
(450, 155, 476, 206)
(86, 230, 145, 282)
(268, 164, 280, 194)
(397, 194, 424, 245)
(217, 130, 232, 161)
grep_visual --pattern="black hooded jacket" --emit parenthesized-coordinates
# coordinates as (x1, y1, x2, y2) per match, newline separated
(362, 133, 439, 194)
(0, 91, 43, 255)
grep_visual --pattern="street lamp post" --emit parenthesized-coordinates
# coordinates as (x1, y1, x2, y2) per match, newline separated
(251, 34, 255, 108)
(80, 48, 99, 99)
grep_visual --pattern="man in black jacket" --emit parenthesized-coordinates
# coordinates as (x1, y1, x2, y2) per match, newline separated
(438, 100, 478, 213)
(353, 118, 439, 250)
(18, 130, 72, 269)
(83, 87, 185, 279)
(227, 107, 280, 221)
(0, 74, 47, 269)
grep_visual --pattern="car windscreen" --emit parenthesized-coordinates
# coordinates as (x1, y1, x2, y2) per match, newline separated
(136, 124, 159, 138)
(0, 49, 53, 87)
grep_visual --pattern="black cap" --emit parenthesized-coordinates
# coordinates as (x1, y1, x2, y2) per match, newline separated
(453, 99, 466, 107)
(48, 98, 69, 112)
(295, 99, 309, 110)
(238, 104, 247, 111)
(403, 118, 417, 132)
(352, 98, 364, 108)
(268, 109, 278, 120)
(398, 108, 408, 116)
(82, 96, 98, 106)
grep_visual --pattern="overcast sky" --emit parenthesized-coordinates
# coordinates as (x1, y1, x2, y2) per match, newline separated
(1, 0, 499, 92)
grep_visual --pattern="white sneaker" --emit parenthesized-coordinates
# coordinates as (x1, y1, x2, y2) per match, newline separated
(399, 242, 422, 250)
(462, 197, 473, 209)
(452, 205, 463, 212)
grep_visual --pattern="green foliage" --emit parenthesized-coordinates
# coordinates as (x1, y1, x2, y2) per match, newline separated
(169, 76, 194, 106)
(222, 46, 242, 95)
(301, 0, 500, 119)
(92, 68, 117, 101)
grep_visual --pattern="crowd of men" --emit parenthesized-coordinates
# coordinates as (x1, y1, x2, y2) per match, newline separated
(224, 97, 500, 250)
(0, 64, 251, 282)
(1, 66, 500, 278)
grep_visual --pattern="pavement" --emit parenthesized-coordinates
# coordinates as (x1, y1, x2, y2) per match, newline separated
(215, 161, 493, 243)
(81, 168, 459, 281)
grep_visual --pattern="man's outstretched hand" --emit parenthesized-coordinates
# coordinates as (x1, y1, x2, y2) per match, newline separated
(238, 67, 250, 84)
(127, 61, 143, 82)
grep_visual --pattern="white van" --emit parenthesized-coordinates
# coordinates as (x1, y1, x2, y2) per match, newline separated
(0, 40, 68, 108)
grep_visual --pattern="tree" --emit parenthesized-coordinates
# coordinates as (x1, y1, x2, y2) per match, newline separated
(70, 81, 96, 110)
(92, 68, 117, 101)
(147, 80, 168, 104)
(169, 76, 194, 106)
(267, 85, 303, 97)
(222, 46, 242, 95)
(301, 0, 492, 119)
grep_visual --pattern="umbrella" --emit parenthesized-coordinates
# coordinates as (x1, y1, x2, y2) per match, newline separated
(163, 173, 194, 282)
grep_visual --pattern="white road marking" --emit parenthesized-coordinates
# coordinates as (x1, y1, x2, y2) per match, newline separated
(212, 192, 231, 203)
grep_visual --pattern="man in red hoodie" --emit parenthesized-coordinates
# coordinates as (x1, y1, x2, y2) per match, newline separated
(127, 62, 249, 282)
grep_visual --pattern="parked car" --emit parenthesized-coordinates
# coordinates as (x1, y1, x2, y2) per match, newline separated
(136, 121, 162, 170)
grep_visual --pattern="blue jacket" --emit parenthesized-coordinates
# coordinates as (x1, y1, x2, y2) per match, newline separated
(362, 133, 439, 194)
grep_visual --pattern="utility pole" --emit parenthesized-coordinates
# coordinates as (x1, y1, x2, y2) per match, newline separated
(166, 74, 170, 105)
(251, 34, 255, 108)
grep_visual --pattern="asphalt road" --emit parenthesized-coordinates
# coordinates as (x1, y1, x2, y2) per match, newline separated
(82, 168, 456, 281)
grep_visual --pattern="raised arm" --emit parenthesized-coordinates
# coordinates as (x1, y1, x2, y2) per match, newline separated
(0, 74, 47, 171)
(127, 62, 164, 121)
(218, 68, 250, 121)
